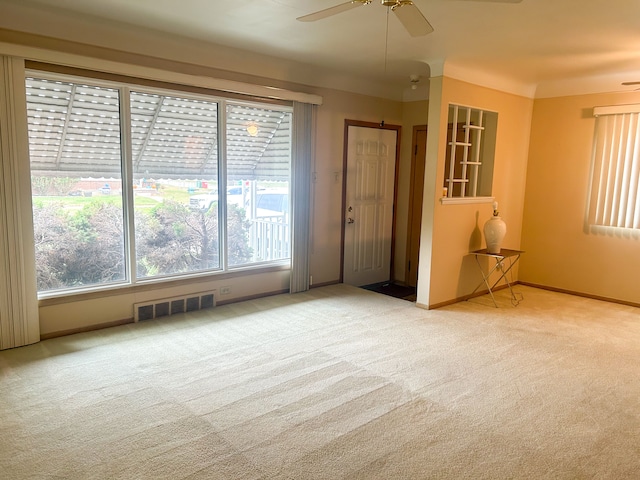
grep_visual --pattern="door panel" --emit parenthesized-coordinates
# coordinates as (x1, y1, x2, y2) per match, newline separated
(343, 125, 397, 286)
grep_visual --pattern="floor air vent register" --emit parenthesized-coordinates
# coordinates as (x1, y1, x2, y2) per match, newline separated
(134, 291, 216, 321)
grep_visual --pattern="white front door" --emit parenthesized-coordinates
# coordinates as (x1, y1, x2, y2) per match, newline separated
(343, 125, 397, 286)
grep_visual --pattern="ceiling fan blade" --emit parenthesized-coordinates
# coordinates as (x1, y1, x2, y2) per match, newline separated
(297, 1, 366, 22)
(393, 2, 434, 37)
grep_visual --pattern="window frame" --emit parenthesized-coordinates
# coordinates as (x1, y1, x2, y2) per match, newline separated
(587, 104, 640, 232)
(26, 69, 294, 299)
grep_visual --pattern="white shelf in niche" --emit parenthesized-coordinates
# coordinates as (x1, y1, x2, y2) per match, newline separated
(440, 196, 495, 205)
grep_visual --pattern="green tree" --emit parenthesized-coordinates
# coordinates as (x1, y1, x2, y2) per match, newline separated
(32, 201, 125, 290)
(32, 198, 253, 290)
(135, 200, 252, 277)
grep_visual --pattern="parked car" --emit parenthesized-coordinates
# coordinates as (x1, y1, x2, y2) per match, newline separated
(189, 186, 247, 211)
(189, 192, 218, 211)
(226, 187, 246, 210)
(189, 187, 289, 216)
(254, 190, 289, 218)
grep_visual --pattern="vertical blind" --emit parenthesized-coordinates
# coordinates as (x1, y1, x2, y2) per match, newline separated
(0, 56, 40, 349)
(289, 101, 314, 294)
(588, 105, 640, 229)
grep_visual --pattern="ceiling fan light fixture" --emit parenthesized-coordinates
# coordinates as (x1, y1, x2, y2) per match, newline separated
(392, 0, 414, 10)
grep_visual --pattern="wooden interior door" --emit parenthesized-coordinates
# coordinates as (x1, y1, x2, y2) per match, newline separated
(343, 125, 398, 287)
(406, 125, 427, 288)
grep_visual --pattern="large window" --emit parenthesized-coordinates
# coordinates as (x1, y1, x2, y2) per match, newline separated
(588, 104, 640, 230)
(26, 73, 292, 294)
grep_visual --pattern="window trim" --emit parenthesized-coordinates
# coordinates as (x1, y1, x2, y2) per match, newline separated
(587, 104, 640, 231)
(26, 69, 295, 298)
(37, 262, 291, 304)
(22, 58, 322, 105)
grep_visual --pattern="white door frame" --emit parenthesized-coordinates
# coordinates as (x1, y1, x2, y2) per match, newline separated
(340, 120, 401, 285)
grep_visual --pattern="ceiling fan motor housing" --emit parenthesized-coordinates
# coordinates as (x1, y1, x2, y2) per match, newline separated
(381, 1, 414, 10)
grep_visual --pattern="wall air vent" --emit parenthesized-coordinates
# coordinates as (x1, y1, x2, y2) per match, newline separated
(133, 291, 216, 322)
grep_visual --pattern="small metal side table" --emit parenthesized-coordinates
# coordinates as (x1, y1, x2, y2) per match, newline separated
(470, 248, 524, 307)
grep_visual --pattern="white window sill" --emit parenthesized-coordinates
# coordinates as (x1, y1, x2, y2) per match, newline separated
(440, 196, 495, 205)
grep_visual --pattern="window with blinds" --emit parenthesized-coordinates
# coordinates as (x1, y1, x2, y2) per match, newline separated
(587, 104, 640, 230)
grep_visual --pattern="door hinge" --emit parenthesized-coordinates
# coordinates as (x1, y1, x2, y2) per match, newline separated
(408, 260, 411, 272)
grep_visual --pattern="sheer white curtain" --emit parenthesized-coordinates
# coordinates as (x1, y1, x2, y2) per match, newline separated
(0, 56, 39, 349)
(290, 101, 315, 293)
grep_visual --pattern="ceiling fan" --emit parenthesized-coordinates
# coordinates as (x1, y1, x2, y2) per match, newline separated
(297, 0, 523, 37)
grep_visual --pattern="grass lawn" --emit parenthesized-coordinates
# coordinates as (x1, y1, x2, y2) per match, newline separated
(32, 190, 176, 210)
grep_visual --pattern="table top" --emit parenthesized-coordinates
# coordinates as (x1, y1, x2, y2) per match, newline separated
(471, 248, 524, 258)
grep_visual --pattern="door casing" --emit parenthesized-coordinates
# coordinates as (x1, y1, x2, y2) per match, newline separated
(405, 125, 427, 288)
(340, 119, 402, 285)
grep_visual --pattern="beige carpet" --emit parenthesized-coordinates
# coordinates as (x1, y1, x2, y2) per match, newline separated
(1, 284, 640, 479)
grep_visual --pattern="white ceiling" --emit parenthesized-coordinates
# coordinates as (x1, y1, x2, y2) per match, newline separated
(2, 0, 640, 99)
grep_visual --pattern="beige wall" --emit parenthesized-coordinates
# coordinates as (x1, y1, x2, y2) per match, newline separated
(521, 91, 640, 304)
(310, 91, 402, 287)
(418, 76, 533, 307)
(39, 270, 291, 336)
